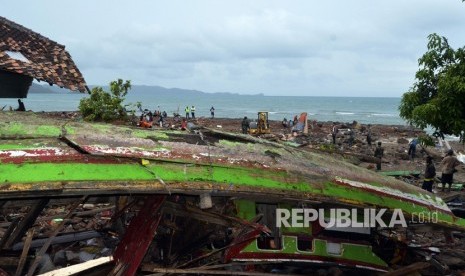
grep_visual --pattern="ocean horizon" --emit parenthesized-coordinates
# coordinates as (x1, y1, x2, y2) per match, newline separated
(1, 91, 407, 126)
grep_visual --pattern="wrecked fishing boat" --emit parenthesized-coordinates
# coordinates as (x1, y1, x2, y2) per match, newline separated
(1, 112, 465, 275)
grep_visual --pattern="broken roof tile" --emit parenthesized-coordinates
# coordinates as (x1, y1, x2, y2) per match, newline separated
(0, 16, 87, 92)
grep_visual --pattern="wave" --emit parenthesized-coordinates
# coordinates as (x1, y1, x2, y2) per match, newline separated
(336, 112, 355, 115)
(372, 113, 396, 117)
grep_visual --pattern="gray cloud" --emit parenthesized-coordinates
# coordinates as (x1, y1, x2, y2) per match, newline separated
(3, 0, 465, 96)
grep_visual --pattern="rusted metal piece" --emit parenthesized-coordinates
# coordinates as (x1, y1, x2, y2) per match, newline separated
(110, 195, 166, 276)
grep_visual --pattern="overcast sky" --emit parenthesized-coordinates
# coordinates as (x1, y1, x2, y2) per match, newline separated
(3, 0, 465, 96)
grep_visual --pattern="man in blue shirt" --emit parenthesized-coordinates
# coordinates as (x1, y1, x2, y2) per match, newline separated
(408, 137, 419, 160)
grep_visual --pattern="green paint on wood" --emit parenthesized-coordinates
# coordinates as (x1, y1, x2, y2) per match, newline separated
(240, 237, 387, 267)
(235, 199, 256, 221)
(0, 163, 154, 183)
(1, 160, 464, 228)
(3, 122, 27, 136)
(380, 171, 421, 176)
(36, 125, 62, 136)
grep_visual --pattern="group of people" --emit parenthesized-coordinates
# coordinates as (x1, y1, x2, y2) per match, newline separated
(184, 106, 216, 120)
(138, 107, 168, 128)
(139, 105, 216, 129)
(330, 123, 360, 148)
(421, 149, 462, 193)
(282, 115, 299, 129)
(329, 124, 463, 192)
(373, 136, 462, 193)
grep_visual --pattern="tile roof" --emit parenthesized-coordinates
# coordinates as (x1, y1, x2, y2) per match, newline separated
(0, 16, 88, 92)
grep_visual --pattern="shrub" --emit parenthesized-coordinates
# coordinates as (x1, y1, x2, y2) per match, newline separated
(79, 79, 131, 122)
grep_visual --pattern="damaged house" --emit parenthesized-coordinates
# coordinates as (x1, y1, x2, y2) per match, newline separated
(0, 16, 88, 98)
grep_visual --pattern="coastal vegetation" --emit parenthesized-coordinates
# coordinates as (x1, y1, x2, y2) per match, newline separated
(399, 33, 465, 143)
(79, 79, 132, 122)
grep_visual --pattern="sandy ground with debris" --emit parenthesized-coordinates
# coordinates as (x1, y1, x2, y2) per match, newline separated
(46, 111, 465, 190)
(194, 116, 465, 189)
(6, 111, 465, 275)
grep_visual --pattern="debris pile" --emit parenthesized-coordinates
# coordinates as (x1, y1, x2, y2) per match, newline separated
(0, 112, 464, 275)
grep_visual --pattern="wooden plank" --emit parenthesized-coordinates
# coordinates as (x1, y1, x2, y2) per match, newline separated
(12, 230, 101, 251)
(36, 257, 112, 276)
(0, 257, 18, 266)
(26, 196, 87, 276)
(1, 199, 49, 249)
(0, 206, 114, 228)
(14, 228, 34, 276)
(0, 217, 20, 249)
(143, 267, 301, 276)
(383, 262, 430, 276)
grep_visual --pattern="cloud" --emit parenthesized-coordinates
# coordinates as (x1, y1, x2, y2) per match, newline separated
(3, 0, 465, 96)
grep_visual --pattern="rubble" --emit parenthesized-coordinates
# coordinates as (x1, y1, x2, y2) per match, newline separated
(0, 112, 464, 275)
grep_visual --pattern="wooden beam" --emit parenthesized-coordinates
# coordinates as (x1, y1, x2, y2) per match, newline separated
(383, 262, 430, 276)
(1, 199, 49, 249)
(0, 217, 20, 249)
(0, 206, 114, 228)
(36, 257, 112, 276)
(144, 267, 301, 276)
(0, 257, 19, 266)
(14, 228, 34, 276)
(26, 196, 87, 276)
(12, 230, 101, 251)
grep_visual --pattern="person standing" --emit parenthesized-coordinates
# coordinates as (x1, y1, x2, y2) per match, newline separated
(210, 106, 215, 118)
(366, 124, 372, 146)
(331, 123, 338, 145)
(422, 156, 436, 192)
(374, 141, 384, 171)
(282, 118, 289, 129)
(185, 106, 190, 119)
(348, 129, 355, 147)
(408, 137, 419, 160)
(191, 105, 196, 119)
(241, 116, 250, 134)
(440, 149, 462, 192)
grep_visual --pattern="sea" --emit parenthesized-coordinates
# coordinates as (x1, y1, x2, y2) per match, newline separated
(1, 92, 407, 126)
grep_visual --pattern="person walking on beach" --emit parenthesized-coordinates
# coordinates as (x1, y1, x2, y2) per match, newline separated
(210, 106, 215, 118)
(422, 156, 436, 192)
(185, 106, 190, 119)
(191, 105, 196, 119)
(374, 141, 384, 171)
(408, 137, 419, 160)
(440, 149, 462, 192)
